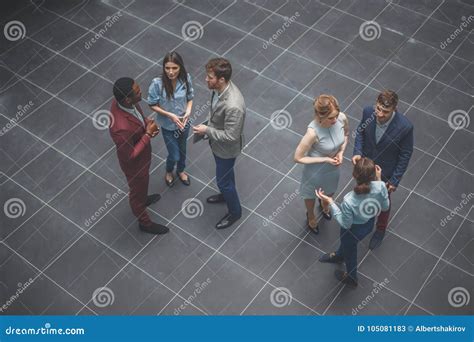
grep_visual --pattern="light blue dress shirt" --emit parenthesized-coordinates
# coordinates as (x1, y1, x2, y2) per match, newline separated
(147, 73, 194, 131)
(329, 181, 390, 229)
(375, 112, 395, 143)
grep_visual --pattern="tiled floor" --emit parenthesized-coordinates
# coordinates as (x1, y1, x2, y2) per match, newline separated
(0, 0, 472, 316)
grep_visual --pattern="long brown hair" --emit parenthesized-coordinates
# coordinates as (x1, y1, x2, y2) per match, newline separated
(161, 51, 189, 100)
(353, 158, 376, 195)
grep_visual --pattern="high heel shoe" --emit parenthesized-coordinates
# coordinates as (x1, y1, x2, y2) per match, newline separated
(306, 212, 319, 234)
(318, 199, 332, 220)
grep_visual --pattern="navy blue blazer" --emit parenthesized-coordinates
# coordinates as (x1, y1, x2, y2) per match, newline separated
(353, 106, 414, 187)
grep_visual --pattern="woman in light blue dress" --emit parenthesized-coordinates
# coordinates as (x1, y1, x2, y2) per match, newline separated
(294, 95, 349, 234)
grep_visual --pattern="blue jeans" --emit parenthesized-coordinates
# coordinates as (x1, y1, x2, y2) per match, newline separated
(162, 126, 189, 173)
(213, 154, 241, 218)
(335, 217, 375, 281)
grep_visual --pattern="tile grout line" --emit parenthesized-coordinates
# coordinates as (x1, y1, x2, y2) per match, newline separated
(1, 170, 213, 316)
(0, 241, 100, 315)
(404, 206, 473, 314)
(3, 0, 468, 316)
(172, 1, 474, 133)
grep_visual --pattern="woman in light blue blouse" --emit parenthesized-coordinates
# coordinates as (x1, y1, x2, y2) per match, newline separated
(316, 158, 389, 287)
(148, 51, 194, 187)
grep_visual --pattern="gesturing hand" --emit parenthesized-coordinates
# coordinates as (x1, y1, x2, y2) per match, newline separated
(146, 120, 159, 138)
(315, 188, 333, 206)
(193, 124, 207, 135)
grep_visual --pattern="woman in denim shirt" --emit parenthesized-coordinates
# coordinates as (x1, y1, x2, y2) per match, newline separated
(148, 51, 194, 186)
(316, 158, 390, 287)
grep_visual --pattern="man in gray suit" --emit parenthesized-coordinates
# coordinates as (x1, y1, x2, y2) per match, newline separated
(193, 58, 246, 229)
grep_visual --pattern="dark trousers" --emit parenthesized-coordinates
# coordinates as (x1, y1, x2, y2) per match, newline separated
(162, 126, 190, 173)
(376, 191, 391, 231)
(127, 173, 151, 226)
(335, 217, 375, 281)
(213, 153, 241, 218)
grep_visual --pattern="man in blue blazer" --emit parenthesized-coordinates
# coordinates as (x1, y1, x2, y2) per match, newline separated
(352, 90, 414, 250)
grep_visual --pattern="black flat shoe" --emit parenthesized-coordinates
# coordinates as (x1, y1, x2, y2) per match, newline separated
(145, 193, 161, 206)
(319, 252, 343, 264)
(165, 173, 175, 187)
(334, 270, 358, 288)
(207, 194, 225, 204)
(177, 172, 191, 186)
(216, 213, 241, 229)
(306, 212, 319, 234)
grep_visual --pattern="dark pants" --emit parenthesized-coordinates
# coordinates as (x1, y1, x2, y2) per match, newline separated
(213, 153, 241, 218)
(335, 217, 375, 281)
(376, 191, 391, 231)
(162, 126, 190, 173)
(127, 173, 151, 226)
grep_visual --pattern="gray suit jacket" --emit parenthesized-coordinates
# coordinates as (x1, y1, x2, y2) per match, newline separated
(206, 81, 246, 159)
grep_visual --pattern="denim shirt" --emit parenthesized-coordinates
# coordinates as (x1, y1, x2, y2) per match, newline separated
(147, 73, 194, 131)
(329, 181, 390, 229)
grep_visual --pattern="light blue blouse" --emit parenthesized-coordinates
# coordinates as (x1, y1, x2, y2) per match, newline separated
(147, 73, 194, 131)
(329, 181, 390, 229)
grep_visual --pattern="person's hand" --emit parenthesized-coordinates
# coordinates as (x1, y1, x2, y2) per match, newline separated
(193, 124, 207, 135)
(146, 120, 159, 138)
(386, 182, 397, 193)
(326, 156, 341, 166)
(315, 188, 333, 206)
(170, 114, 185, 130)
(375, 164, 382, 181)
(352, 155, 361, 165)
(334, 151, 344, 166)
(182, 111, 191, 127)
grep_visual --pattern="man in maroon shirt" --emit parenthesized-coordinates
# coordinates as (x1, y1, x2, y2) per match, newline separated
(109, 77, 169, 234)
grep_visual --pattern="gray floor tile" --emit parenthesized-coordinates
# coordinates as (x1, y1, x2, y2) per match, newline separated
(2, 0, 469, 316)
(170, 252, 266, 315)
(414, 260, 473, 315)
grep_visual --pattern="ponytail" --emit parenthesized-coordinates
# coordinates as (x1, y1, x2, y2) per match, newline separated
(353, 158, 376, 195)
